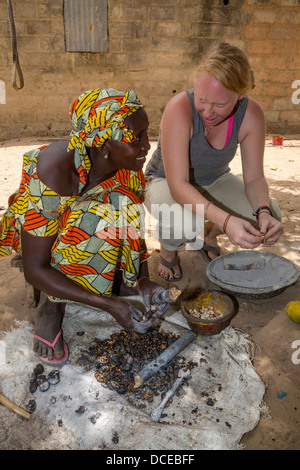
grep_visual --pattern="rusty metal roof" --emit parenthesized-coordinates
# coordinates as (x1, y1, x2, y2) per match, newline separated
(64, 0, 108, 52)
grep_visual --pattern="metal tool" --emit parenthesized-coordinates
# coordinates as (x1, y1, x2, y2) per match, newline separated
(150, 368, 191, 422)
(134, 329, 197, 388)
(143, 287, 182, 321)
(149, 287, 181, 306)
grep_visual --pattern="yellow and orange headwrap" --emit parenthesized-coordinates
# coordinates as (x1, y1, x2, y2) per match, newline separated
(68, 88, 143, 190)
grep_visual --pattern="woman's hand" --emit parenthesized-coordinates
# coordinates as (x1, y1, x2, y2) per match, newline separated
(257, 212, 284, 245)
(20, 228, 157, 334)
(224, 215, 265, 249)
(224, 213, 283, 249)
(106, 297, 154, 334)
(137, 278, 170, 319)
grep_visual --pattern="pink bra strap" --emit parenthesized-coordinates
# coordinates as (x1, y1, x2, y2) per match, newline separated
(224, 114, 234, 147)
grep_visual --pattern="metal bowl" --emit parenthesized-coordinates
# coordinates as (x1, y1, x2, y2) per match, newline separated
(180, 290, 236, 336)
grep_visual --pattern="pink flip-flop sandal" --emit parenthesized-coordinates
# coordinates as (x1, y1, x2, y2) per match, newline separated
(34, 330, 69, 366)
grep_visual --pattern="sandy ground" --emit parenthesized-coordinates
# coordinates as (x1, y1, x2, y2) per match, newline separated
(0, 137, 299, 451)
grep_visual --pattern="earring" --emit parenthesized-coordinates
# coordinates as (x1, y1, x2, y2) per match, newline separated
(103, 153, 109, 160)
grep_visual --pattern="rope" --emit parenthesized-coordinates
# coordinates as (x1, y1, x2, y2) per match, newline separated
(7, 0, 24, 90)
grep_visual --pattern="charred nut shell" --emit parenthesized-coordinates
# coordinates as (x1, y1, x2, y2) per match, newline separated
(90, 326, 196, 404)
(29, 381, 37, 393)
(33, 364, 44, 376)
(29, 372, 37, 383)
(75, 405, 86, 414)
(36, 374, 47, 385)
(99, 356, 109, 364)
(95, 372, 106, 383)
(117, 384, 127, 395)
(47, 370, 60, 385)
(26, 399, 36, 413)
(39, 380, 50, 392)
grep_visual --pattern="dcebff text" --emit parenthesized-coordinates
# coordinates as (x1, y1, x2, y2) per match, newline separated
(150, 455, 195, 464)
(106, 454, 195, 466)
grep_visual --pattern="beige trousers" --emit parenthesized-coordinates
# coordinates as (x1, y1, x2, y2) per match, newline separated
(144, 172, 281, 251)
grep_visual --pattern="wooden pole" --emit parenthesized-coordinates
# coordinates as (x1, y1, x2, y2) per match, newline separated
(0, 392, 31, 420)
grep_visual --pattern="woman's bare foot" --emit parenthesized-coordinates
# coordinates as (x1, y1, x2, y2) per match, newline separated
(33, 299, 66, 361)
(158, 246, 182, 281)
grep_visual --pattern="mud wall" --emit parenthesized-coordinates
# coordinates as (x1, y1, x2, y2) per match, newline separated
(0, 0, 299, 140)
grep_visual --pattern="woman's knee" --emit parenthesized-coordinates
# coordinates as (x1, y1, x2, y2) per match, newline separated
(269, 199, 281, 221)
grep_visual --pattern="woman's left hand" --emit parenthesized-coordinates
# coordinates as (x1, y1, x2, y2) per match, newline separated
(137, 278, 170, 318)
(258, 212, 284, 245)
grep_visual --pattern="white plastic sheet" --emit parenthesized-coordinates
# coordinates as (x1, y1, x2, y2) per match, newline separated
(0, 300, 267, 450)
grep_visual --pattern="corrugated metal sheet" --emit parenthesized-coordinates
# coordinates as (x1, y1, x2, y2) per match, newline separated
(64, 0, 108, 52)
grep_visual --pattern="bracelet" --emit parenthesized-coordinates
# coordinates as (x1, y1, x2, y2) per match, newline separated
(223, 214, 232, 234)
(253, 205, 273, 220)
(204, 201, 213, 220)
(257, 210, 272, 219)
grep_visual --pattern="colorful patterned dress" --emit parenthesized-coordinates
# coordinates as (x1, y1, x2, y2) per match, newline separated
(0, 146, 149, 301)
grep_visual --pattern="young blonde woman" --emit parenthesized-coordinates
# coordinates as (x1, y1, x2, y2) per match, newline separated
(145, 42, 283, 282)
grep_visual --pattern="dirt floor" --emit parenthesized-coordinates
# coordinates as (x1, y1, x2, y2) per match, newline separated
(0, 137, 299, 451)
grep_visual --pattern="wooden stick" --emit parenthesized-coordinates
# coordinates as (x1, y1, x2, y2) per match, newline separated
(0, 392, 31, 420)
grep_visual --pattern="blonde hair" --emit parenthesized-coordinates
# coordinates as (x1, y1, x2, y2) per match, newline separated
(195, 42, 255, 94)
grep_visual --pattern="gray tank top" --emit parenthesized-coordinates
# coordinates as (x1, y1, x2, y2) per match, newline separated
(145, 89, 248, 186)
